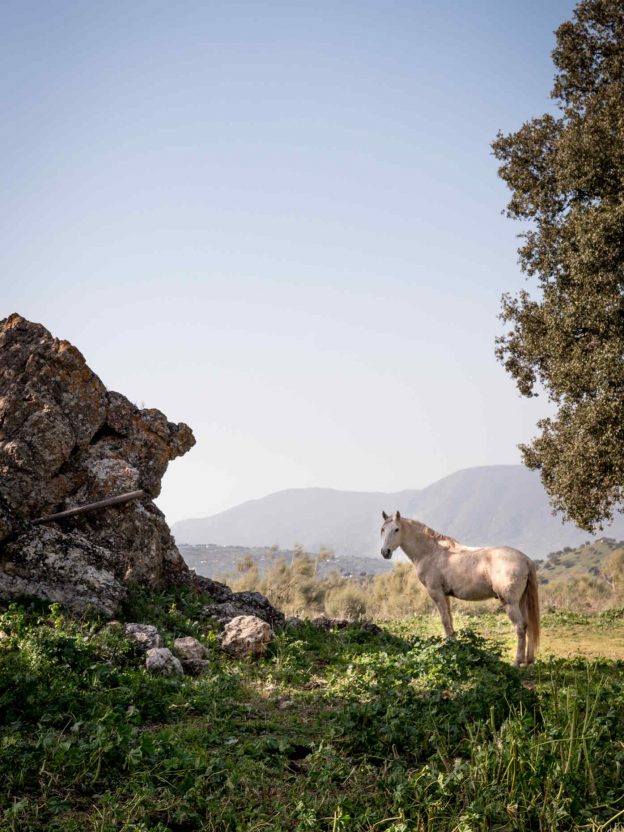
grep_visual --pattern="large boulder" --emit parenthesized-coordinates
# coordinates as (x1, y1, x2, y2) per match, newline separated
(0, 313, 195, 613)
(0, 314, 286, 628)
(0, 526, 126, 616)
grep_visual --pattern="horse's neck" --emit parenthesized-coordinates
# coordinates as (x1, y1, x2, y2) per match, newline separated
(400, 522, 441, 562)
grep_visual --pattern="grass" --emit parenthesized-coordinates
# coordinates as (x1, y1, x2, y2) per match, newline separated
(388, 606, 624, 662)
(1, 590, 623, 831)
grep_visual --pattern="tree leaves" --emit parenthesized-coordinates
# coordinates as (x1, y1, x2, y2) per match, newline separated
(493, 0, 624, 530)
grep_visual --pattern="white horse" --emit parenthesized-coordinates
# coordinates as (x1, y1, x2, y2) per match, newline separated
(380, 511, 540, 665)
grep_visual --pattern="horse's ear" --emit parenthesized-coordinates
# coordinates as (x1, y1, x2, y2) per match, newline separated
(382, 510, 389, 521)
(395, 510, 401, 520)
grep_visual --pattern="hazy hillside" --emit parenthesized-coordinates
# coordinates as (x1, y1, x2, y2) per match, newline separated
(172, 465, 624, 558)
(402, 465, 608, 557)
(538, 538, 624, 583)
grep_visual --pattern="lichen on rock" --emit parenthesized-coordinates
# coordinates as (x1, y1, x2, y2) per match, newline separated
(0, 526, 126, 616)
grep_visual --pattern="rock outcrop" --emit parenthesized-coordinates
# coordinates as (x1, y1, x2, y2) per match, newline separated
(0, 526, 127, 616)
(0, 313, 195, 613)
(0, 314, 286, 627)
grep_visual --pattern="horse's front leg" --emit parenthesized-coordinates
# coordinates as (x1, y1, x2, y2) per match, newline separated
(429, 590, 454, 637)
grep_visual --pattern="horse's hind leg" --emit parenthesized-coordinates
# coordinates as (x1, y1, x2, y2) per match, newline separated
(505, 602, 527, 666)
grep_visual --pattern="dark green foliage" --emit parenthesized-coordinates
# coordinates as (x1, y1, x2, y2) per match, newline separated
(1, 593, 624, 831)
(121, 585, 217, 640)
(493, 0, 624, 531)
(334, 633, 534, 762)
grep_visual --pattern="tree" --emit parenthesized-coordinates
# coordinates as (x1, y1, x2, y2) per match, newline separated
(493, 0, 624, 531)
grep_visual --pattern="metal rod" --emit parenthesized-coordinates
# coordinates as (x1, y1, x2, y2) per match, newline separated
(32, 490, 145, 525)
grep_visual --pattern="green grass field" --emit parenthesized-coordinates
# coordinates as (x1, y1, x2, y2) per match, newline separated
(390, 607, 624, 662)
(1, 591, 623, 832)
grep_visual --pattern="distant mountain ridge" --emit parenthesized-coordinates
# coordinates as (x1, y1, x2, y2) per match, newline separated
(172, 465, 624, 558)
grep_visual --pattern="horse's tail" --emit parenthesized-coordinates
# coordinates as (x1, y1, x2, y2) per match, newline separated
(520, 560, 540, 664)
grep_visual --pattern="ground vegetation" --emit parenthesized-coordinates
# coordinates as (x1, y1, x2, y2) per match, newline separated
(1, 587, 624, 831)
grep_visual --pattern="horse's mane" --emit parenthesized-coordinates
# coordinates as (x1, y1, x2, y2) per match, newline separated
(406, 518, 459, 550)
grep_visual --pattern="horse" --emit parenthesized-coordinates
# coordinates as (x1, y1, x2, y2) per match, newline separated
(380, 511, 540, 665)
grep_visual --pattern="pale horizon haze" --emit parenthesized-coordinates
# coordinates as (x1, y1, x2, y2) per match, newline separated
(1, 1, 576, 523)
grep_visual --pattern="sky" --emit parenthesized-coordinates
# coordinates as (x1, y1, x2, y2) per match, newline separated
(1, 0, 577, 523)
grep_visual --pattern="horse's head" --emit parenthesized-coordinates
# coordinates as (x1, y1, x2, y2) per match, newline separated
(381, 510, 402, 559)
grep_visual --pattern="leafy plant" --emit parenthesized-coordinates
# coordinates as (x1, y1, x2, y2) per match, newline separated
(1, 591, 623, 831)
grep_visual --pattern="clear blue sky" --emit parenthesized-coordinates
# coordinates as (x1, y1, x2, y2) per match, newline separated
(1, 0, 576, 522)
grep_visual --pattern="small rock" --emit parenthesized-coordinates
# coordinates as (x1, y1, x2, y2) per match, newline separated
(125, 623, 163, 652)
(173, 635, 206, 660)
(145, 647, 184, 676)
(0, 630, 9, 641)
(221, 615, 273, 659)
(277, 698, 295, 710)
(173, 635, 209, 675)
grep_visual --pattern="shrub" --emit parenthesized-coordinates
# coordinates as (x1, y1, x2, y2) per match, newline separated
(541, 574, 614, 613)
(324, 584, 369, 620)
(365, 563, 431, 620)
(605, 548, 624, 603)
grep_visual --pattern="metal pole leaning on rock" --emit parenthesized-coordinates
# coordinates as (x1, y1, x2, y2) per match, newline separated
(32, 490, 146, 525)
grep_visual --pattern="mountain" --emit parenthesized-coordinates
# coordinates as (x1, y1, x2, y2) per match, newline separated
(171, 465, 624, 558)
(173, 487, 416, 558)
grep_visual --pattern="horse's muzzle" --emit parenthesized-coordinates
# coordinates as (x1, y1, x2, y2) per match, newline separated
(381, 548, 392, 559)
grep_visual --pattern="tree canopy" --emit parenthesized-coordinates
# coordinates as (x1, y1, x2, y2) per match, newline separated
(493, 0, 624, 531)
